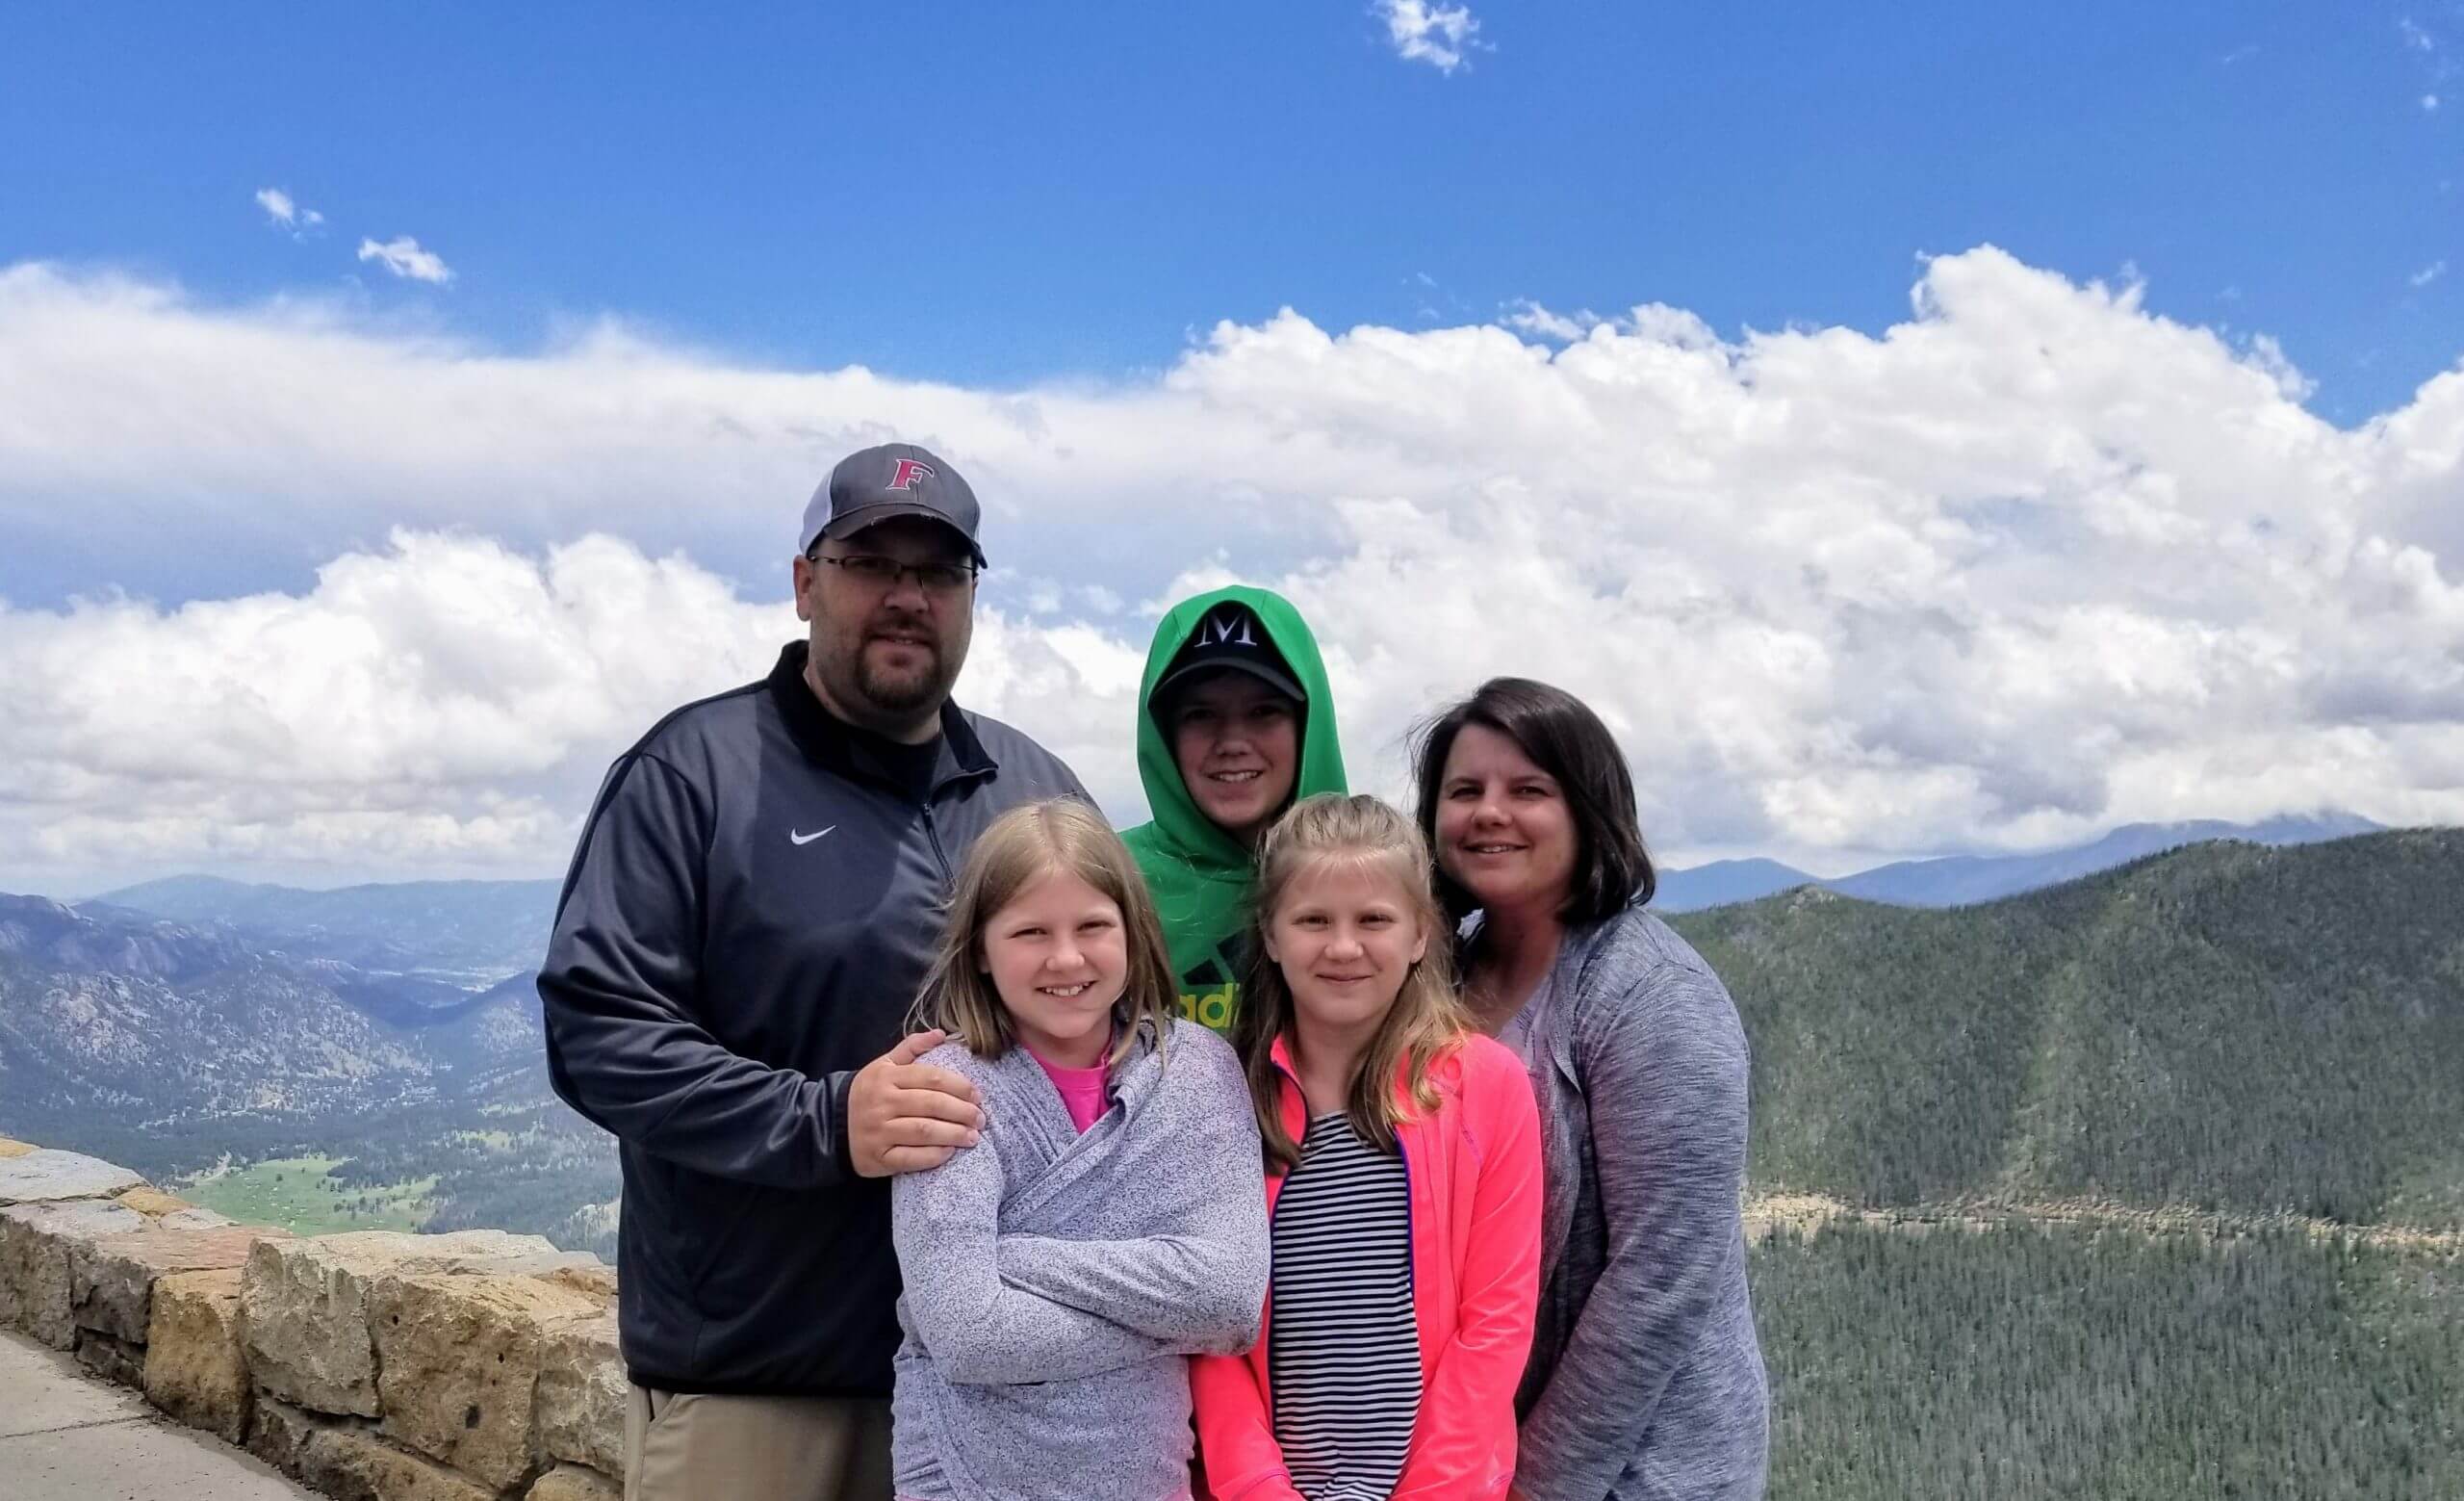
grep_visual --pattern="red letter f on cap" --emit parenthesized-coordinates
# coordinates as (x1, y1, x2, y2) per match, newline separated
(886, 458, 936, 492)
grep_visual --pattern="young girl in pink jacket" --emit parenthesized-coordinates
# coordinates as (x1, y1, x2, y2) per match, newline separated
(1194, 793, 1544, 1501)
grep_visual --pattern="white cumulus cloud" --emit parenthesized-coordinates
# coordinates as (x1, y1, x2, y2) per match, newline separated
(2414, 260, 2448, 288)
(254, 188, 324, 233)
(0, 532, 1142, 892)
(356, 236, 453, 284)
(1376, 0, 1482, 73)
(2, 246, 2463, 891)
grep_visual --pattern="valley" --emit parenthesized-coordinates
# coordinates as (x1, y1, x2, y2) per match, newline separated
(3, 826, 2457, 1496)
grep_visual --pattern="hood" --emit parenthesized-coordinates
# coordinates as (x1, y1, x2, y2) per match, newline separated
(1130, 584, 1348, 873)
(1121, 586, 1348, 1028)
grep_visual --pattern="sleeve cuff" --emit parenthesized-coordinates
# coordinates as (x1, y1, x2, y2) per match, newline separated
(826, 1069, 858, 1178)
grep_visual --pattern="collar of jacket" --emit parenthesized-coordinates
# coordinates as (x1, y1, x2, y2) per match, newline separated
(1261, 1029, 1454, 1176)
(765, 640, 997, 794)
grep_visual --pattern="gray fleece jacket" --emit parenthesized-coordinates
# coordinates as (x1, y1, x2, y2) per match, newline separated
(1504, 901, 1768, 1501)
(890, 1018, 1270, 1501)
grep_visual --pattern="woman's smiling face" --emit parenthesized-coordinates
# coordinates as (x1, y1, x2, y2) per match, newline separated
(1433, 723, 1578, 918)
(979, 868, 1127, 1067)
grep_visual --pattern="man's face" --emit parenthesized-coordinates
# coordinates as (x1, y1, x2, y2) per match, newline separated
(793, 516, 978, 735)
(1168, 671, 1302, 845)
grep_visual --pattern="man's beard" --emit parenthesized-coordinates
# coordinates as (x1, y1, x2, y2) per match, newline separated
(817, 616, 966, 724)
(854, 638, 954, 712)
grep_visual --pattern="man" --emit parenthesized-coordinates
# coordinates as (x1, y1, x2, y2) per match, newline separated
(1121, 586, 1347, 1032)
(539, 442, 1087, 1501)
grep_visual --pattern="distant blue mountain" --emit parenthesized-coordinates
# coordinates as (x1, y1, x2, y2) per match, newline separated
(1657, 813, 2383, 913)
(1824, 813, 2383, 908)
(1655, 858, 1819, 913)
(90, 873, 558, 979)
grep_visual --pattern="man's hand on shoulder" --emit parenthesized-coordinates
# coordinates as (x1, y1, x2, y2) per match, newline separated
(850, 1028, 988, 1178)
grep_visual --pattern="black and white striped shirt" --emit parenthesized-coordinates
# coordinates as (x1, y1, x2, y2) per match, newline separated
(1270, 1110, 1423, 1501)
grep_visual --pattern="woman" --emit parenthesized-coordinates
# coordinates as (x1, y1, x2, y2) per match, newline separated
(1414, 679, 1767, 1501)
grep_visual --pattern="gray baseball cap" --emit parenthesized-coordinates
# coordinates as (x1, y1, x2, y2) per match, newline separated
(799, 442, 987, 566)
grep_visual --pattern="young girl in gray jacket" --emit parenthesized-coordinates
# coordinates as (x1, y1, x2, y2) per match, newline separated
(890, 798, 1272, 1501)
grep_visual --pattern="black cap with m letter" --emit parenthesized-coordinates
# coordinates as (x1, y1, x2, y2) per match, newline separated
(1154, 603, 1305, 704)
(799, 442, 988, 566)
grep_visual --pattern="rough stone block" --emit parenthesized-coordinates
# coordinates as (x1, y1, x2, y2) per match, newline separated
(248, 1397, 496, 1501)
(529, 1463, 623, 1501)
(0, 1137, 35, 1158)
(145, 1267, 251, 1442)
(243, 1228, 560, 1417)
(72, 1223, 282, 1343)
(161, 1205, 238, 1230)
(114, 1185, 194, 1217)
(0, 1199, 146, 1347)
(74, 1327, 146, 1387)
(372, 1270, 604, 1489)
(533, 1258, 618, 1302)
(0, 1147, 146, 1204)
(535, 1306, 624, 1476)
(243, 1395, 321, 1476)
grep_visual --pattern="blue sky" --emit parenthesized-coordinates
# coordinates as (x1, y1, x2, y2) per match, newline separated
(3, 3, 2461, 890)
(6, 3, 2454, 419)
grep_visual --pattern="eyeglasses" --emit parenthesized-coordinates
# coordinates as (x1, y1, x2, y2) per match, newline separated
(809, 553, 980, 594)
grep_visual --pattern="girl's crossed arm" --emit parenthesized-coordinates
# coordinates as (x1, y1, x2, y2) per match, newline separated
(892, 1126, 1180, 1385)
(990, 1039, 1270, 1353)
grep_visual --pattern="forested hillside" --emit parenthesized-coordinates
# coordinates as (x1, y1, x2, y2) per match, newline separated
(7, 831, 2461, 1496)
(1673, 829, 2464, 1227)
(1753, 1218, 2461, 1498)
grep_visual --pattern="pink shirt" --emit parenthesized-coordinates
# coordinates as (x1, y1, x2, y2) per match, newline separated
(1027, 1047, 1112, 1133)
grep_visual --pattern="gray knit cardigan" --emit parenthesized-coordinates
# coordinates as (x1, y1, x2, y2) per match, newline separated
(1505, 901, 1769, 1501)
(890, 1018, 1270, 1501)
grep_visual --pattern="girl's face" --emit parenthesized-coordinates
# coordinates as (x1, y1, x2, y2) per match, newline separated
(980, 869, 1128, 1067)
(1434, 723, 1579, 918)
(1264, 859, 1429, 1038)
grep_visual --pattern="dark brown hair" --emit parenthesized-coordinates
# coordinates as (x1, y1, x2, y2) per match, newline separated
(1411, 677, 1656, 925)
(1234, 794, 1466, 1173)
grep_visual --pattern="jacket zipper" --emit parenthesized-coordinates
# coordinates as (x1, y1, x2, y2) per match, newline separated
(918, 764, 994, 886)
(920, 801, 953, 883)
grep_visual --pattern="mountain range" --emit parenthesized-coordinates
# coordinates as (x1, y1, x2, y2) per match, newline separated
(0, 890, 609, 1248)
(68, 814, 2390, 972)
(90, 872, 562, 981)
(1654, 812, 2383, 912)
(15, 826, 2456, 1499)
(3, 821, 2452, 1254)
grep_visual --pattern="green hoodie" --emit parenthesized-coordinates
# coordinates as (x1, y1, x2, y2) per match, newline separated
(1120, 585, 1348, 1033)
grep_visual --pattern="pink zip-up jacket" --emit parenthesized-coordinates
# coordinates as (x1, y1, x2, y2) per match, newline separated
(1193, 1030, 1544, 1501)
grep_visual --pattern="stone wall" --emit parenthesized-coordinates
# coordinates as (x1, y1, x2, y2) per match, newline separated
(0, 1138, 625, 1501)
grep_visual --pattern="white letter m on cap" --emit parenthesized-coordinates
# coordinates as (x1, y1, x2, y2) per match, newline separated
(1198, 610, 1257, 647)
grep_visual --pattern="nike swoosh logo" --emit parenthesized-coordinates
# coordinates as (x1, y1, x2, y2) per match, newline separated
(789, 826, 836, 846)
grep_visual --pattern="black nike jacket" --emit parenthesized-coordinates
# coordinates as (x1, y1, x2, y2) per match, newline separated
(538, 640, 1088, 1396)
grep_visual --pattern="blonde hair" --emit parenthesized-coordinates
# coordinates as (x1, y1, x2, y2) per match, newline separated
(1235, 793, 1468, 1172)
(911, 799, 1179, 1065)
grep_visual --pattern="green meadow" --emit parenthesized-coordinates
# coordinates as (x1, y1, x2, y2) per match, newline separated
(181, 1154, 436, 1236)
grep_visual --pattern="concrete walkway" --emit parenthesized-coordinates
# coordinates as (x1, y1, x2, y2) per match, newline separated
(0, 1330, 311, 1499)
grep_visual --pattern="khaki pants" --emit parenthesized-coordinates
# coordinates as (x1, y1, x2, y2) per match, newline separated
(625, 1385, 892, 1501)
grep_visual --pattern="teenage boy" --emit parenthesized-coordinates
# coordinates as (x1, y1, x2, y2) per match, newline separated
(1121, 586, 1347, 1032)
